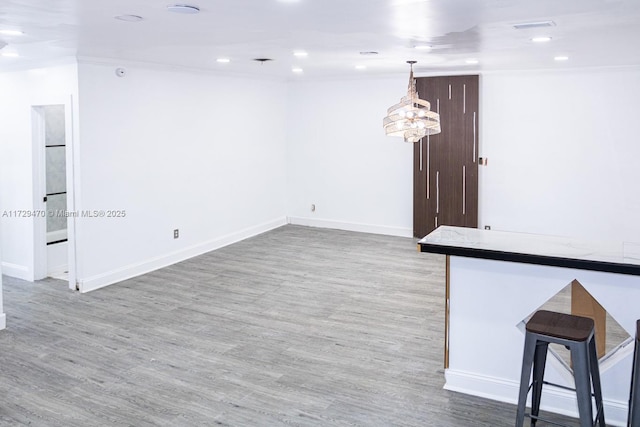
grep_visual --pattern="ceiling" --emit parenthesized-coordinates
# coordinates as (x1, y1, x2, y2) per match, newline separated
(1, 0, 639, 79)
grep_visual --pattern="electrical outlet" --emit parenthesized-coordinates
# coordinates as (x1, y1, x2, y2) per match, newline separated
(173, 229, 179, 239)
(484, 225, 491, 230)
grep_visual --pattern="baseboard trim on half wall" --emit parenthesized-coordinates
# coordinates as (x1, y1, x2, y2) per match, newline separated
(444, 368, 628, 427)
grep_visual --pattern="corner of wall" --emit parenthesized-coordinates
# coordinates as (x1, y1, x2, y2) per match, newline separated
(287, 216, 413, 238)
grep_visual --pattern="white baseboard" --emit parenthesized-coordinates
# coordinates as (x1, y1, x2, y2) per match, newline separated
(78, 217, 287, 293)
(444, 369, 628, 427)
(46, 229, 68, 243)
(1, 262, 32, 281)
(287, 216, 413, 238)
(0, 313, 6, 330)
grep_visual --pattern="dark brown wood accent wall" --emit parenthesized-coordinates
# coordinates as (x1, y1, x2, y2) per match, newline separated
(413, 75, 479, 238)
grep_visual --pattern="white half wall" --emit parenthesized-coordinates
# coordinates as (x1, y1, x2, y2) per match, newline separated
(479, 66, 640, 241)
(75, 62, 288, 292)
(286, 77, 414, 237)
(0, 63, 79, 281)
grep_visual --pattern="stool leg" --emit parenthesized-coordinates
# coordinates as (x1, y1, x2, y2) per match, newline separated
(571, 341, 594, 427)
(587, 336, 605, 426)
(629, 327, 640, 427)
(517, 333, 538, 427)
(531, 341, 549, 426)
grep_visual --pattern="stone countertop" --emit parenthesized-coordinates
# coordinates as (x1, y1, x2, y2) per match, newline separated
(418, 226, 640, 276)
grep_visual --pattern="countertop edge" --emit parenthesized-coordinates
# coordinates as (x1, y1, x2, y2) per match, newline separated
(419, 242, 640, 276)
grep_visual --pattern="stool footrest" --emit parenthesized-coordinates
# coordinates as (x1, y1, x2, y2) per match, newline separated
(541, 380, 603, 402)
(527, 380, 603, 423)
(526, 413, 576, 427)
(542, 380, 577, 393)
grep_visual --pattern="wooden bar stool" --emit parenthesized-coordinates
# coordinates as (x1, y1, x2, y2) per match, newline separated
(629, 320, 640, 427)
(515, 310, 605, 427)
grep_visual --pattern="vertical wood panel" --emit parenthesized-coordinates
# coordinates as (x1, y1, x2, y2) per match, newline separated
(571, 280, 607, 358)
(413, 75, 479, 238)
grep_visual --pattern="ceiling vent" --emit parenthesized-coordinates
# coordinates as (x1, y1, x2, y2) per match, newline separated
(513, 20, 556, 30)
(115, 14, 144, 22)
(167, 4, 200, 14)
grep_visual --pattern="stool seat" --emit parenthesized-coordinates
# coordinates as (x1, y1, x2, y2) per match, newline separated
(526, 310, 594, 342)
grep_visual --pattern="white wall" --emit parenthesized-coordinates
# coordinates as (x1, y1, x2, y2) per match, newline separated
(75, 62, 288, 292)
(3, 64, 639, 293)
(286, 77, 414, 237)
(286, 67, 640, 243)
(0, 63, 79, 281)
(479, 67, 640, 242)
(0, 216, 5, 330)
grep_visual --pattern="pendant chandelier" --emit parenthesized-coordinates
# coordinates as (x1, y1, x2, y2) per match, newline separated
(383, 61, 441, 143)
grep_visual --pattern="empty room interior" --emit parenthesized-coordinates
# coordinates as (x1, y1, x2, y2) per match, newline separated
(1, 0, 640, 426)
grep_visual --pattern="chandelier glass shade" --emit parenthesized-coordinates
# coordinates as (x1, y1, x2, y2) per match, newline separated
(383, 61, 441, 143)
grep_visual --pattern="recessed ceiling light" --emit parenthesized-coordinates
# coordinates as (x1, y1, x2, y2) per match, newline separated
(355, 65, 367, 70)
(513, 21, 555, 30)
(531, 36, 552, 43)
(292, 67, 303, 73)
(1, 52, 19, 58)
(114, 14, 144, 22)
(216, 58, 230, 63)
(0, 29, 24, 36)
(465, 59, 479, 64)
(293, 51, 308, 58)
(414, 45, 432, 50)
(554, 56, 569, 61)
(167, 4, 200, 14)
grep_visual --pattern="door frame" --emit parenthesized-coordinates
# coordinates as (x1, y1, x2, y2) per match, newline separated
(32, 105, 47, 281)
(31, 98, 78, 290)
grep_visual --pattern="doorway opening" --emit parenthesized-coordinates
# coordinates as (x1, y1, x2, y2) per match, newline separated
(32, 103, 76, 287)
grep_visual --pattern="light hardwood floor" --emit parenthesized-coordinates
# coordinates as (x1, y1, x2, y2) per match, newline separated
(0, 225, 579, 426)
